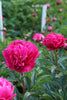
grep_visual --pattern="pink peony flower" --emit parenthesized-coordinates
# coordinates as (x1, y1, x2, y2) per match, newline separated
(52, 17, 57, 21)
(33, 33, 44, 42)
(3, 27, 7, 31)
(31, 10, 34, 13)
(1, 61, 5, 64)
(58, 9, 62, 12)
(43, 33, 66, 50)
(0, 77, 16, 100)
(46, 18, 50, 22)
(60, 16, 63, 19)
(4, 32, 6, 36)
(2, 40, 40, 73)
(64, 43, 67, 50)
(45, 3, 50, 8)
(41, 31, 44, 34)
(56, 1, 62, 5)
(47, 26, 53, 31)
(2, 16, 4, 21)
(33, 13, 37, 17)
(25, 34, 29, 37)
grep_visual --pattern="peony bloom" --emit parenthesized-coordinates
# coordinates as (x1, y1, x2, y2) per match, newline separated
(58, 9, 62, 12)
(64, 43, 67, 50)
(2, 16, 4, 21)
(33, 33, 44, 42)
(31, 10, 34, 13)
(43, 33, 66, 50)
(47, 26, 53, 31)
(33, 13, 37, 17)
(3, 27, 7, 31)
(60, 16, 63, 19)
(2, 40, 40, 73)
(1, 61, 5, 64)
(52, 17, 57, 21)
(0, 77, 16, 100)
(45, 3, 50, 8)
(25, 34, 29, 37)
(46, 18, 50, 22)
(41, 31, 44, 34)
(56, 1, 62, 5)
(4, 32, 7, 36)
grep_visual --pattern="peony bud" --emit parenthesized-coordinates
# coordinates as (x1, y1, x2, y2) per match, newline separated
(56, 1, 62, 5)
(52, 17, 57, 21)
(47, 26, 53, 31)
(33, 13, 37, 17)
(46, 18, 50, 22)
(58, 9, 62, 12)
(45, 3, 50, 8)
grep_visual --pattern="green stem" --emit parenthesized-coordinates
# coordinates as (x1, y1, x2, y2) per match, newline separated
(21, 73, 26, 94)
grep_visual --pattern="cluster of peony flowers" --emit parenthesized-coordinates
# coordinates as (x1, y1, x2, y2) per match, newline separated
(33, 33, 44, 42)
(2, 40, 40, 73)
(43, 33, 66, 50)
(0, 77, 16, 100)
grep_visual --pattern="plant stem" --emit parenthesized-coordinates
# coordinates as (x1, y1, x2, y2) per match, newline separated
(55, 50, 59, 74)
(21, 73, 26, 94)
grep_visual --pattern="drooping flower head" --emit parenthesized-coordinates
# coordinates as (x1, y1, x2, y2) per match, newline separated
(2, 40, 40, 73)
(0, 77, 16, 100)
(33, 33, 44, 42)
(43, 33, 66, 50)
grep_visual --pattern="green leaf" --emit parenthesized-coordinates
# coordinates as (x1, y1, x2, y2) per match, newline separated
(55, 94, 63, 100)
(24, 76, 31, 91)
(23, 92, 31, 100)
(58, 57, 67, 63)
(14, 86, 20, 100)
(32, 71, 36, 87)
(0, 63, 6, 72)
(36, 75, 52, 85)
(41, 93, 53, 100)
